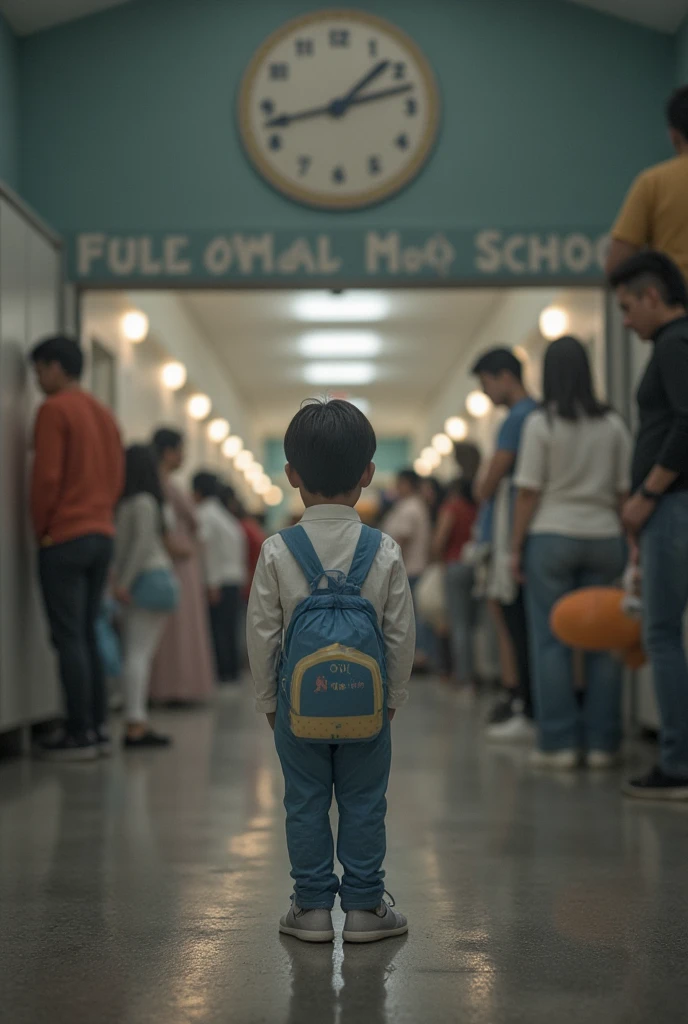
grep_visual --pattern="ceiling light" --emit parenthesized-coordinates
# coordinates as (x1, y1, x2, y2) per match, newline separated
(264, 485, 284, 506)
(466, 391, 492, 418)
(445, 416, 468, 441)
(303, 362, 376, 386)
(539, 305, 570, 341)
(234, 450, 254, 472)
(298, 331, 382, 358)
(187, 393, 211, 420)
(207, 418, 230, 443)
(432, 433, 453, 457)
(414, 458, 433, 478)
(292, 291, 390, 323)
(222, 435, 244, 459)
(121, 310, 149, 343)
(420, 447, 441, 470)
(160, 361, 187, 391)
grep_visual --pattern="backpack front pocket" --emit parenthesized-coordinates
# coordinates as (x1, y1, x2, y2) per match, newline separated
(289, 643, 384, 742)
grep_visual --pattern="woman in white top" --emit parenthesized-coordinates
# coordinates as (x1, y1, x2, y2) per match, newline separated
(112, 445, 176, 748)
(512, 336, 631, 770)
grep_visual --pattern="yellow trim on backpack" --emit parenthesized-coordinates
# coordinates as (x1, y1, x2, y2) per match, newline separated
(290, 643, 384, 741)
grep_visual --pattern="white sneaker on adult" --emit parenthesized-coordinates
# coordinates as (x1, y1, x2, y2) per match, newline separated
(529, 749, 579, 771)
(485, 714, 535, 744)
(279, 903, 334, 943)
(587, 750, 621, 770)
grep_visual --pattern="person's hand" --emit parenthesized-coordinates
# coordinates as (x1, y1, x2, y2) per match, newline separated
(266, 712, 277, 731)
(388, 708, 396, 722)
(113, 586, 131, 605)
(510, 550, 526, 585)
(622, 493, 656, 537)
(208, 586, 222, 606)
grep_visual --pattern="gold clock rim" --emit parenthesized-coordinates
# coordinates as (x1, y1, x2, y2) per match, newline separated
(237, 8, 441, 211)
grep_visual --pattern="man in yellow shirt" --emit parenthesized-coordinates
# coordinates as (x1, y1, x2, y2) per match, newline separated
(607, 87, 688, 283)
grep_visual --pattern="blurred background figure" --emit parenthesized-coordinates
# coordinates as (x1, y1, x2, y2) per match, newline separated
(420, 476, 445, 527)
(432, 444, 480, 688)
(193, 472, 247, 684)
(382, 468, 433, 670)
(112, 445, 177, 748)
(149, 428, 215, 705)
(512, 336, 630, 771)
(219, 483, 266, 599)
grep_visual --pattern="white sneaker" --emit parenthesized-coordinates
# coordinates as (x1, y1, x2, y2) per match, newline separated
(529, 749, 579, 771)
(587, 750, 621, 770)
(485, 714, 535, 744)
(279, 903, 334, 943)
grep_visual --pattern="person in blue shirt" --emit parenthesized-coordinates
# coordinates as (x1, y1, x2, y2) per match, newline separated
(471, 348, 538, 742)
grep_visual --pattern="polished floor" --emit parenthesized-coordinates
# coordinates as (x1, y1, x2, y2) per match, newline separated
(2, 680, 688, 1024)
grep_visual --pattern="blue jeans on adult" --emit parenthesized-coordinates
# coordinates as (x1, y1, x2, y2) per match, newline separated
(525, 534, 627, 753)
(640, 491, 688, 778)
(274, 695, 392, 911)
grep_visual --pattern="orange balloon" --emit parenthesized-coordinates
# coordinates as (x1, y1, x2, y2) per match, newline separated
(550, 587, 642, 652)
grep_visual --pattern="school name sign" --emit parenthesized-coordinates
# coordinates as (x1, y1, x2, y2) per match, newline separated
(71, 228, 610, 284)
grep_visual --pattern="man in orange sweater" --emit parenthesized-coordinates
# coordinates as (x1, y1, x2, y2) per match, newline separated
(30, 336, 124, 760)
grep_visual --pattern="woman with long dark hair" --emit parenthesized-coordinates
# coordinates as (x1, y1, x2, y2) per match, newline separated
(112, 444, 177, 747)
(512, 336, 631, 770)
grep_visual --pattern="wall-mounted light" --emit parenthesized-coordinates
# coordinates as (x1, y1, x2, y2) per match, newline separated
(445, 416, 468, 441)
(207, 418, 230, 443)
(466, 391, 492, 418)
(414, 457, 433, 477)
(187, 393, 212, 421)
(420, 446, 441, 470)
(121, 310, 149, 343)
(264, 485, 284, 506)
(160, 361, 187, 391)
(222, 435, 243, 459)
(432, 433, 453, 456)
(253, 474, 272, 496)
(245, 464, 263, 483)
(539, 305, 570, 341)
(234, 450, 254, 472)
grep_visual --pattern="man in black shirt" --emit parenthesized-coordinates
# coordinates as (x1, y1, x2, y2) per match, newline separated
(610, 251, 688, 801)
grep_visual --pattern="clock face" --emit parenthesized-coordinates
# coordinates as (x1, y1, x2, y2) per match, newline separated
(238, 10, 440, 210)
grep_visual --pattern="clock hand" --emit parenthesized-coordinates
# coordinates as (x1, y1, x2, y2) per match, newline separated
(264, 83, 414, 129)
(332, 60, 390, 117)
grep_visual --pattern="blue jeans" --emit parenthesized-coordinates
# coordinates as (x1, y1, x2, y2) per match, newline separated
(525, 534, 626, 753)
(640, 491, 688, 778)
(274, 696, 392, 911)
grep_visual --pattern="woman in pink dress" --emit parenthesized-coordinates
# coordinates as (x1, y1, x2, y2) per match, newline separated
(149, 429, 215, 703)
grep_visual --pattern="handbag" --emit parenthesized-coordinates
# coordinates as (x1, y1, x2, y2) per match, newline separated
(130, 568, 179, 613)
(415, 563, 447, 630)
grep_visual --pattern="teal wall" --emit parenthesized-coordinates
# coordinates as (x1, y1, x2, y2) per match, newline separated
(18, 0, 673, 240)
(677, 18, 688, 84)
(0, 13, 18, 189)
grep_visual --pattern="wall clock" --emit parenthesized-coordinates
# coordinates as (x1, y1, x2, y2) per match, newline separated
(238, 10, 440, 210)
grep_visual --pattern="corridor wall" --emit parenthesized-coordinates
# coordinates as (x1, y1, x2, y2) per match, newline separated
(0, 190, 62, 732)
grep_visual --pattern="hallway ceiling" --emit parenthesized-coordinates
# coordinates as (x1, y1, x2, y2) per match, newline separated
(2, 0, 687, 35)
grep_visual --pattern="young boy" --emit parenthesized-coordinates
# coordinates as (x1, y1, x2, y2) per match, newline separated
(247, 400, 414, 943)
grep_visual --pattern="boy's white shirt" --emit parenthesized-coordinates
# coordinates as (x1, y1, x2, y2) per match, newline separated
(246, 504, 415, 714)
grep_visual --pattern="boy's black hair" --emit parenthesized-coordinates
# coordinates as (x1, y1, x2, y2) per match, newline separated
(397, 468, 421, 490)
(608, 250, 688, 308)
(284, 399, 376, 498)
(30, 334, 84, 379)
(667, 85, 688, 141)
(192, 471, 219, 499)
(471, 347, 523, 381)
(151, 427, 184, 458)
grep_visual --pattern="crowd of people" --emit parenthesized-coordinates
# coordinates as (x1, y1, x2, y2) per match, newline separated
(29, 335, 265, 759)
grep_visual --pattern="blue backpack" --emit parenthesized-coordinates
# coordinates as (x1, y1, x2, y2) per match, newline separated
(278, 524, 387, 744)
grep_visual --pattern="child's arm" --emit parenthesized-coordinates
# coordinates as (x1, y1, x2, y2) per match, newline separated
(246, 545, 284, 724)
(382, 547, 416, 713)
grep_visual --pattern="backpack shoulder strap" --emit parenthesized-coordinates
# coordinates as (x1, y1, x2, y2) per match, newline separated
(279, 526, 326, 588)
(347, 526, 383, 589)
